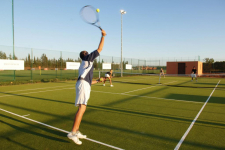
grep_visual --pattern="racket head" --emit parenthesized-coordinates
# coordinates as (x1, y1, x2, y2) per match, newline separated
(80, 5, 99, 25)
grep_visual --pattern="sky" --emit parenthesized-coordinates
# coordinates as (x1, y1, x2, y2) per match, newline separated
(0, 0, 225, 61)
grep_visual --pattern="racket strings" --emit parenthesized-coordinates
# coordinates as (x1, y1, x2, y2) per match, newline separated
(81, 6, 98, 24)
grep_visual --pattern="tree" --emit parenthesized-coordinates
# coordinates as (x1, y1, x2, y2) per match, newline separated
(203, 58, 214, 73)
(75, 57, 82, 63)
(0, 51, 7, 59)
(41, 54, 48, 67)
(33, 56, 36, 67)
(28, 54, 31, 66)
(203, 58, 214, 63)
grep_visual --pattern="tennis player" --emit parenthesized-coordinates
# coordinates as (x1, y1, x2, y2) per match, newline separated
(191, 66, 197, 82)
(160, 68, 165, 78)
(67, 29, 106, 145)
(103, 69, 113, 87)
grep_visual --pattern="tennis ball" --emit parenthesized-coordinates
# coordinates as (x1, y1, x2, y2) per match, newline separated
(99, 78, 103, 82)
(96, 8, 100, 13)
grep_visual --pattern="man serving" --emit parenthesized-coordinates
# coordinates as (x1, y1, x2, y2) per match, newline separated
(67, 29, 106, 145)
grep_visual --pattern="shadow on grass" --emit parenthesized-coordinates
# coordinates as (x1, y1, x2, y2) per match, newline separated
(0, 92, 74, 106)
(103, 80, 192, 107)
(1, 102, 225, 149)
(162, 84, 225, 89)
(0, 136, 36, 150)
(81, 117, 225, 150)
(0, 114, 69, 143)
(166, 94, 225, 104)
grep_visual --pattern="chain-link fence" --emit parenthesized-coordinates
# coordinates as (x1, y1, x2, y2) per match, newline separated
(1, 45, 223, 82)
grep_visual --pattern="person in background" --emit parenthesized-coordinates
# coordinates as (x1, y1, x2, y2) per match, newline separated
(103, 69, 113, 87)
(160, 68, 165, 78)
(191, 66, 197, 82)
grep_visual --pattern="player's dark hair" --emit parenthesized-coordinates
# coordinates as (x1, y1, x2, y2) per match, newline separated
(80, 51, 86, 59)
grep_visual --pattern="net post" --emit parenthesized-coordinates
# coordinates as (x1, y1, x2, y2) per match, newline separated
(158, 73, 161, 84)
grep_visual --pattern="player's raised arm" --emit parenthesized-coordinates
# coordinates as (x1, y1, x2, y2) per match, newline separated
(97, 29, 106, 53)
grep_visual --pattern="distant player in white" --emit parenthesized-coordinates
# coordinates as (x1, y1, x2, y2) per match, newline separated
(67, 29, 106, 145)
(160, 68, 165, 78)
(191, 66, 197, 82)
(103, 69, 113, 87)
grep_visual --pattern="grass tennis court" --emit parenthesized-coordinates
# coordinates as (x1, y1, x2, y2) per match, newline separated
(0, 75, 225, 149)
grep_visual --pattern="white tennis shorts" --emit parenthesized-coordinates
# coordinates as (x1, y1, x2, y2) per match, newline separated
(191, 74, 196, 78)
(105, 74, 110, 77)
(75, 80, 91, 106)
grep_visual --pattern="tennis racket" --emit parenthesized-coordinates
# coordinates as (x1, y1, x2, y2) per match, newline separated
(80, 5, 102, 30)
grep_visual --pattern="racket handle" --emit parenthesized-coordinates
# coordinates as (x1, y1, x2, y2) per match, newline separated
(99, 27, 102, 30)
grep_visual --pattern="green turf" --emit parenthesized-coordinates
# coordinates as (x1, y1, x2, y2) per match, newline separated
(0, 76, 225, 149)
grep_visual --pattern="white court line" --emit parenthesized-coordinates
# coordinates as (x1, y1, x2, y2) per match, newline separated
(122, 81, 177, 94)
(122, 86, 156, 94)
(0, 108, 124, 150)
(121, 93, 203, 104)
(91, 90, 203, 104)
(162, 81, 178, 84)
(0, 87, 74, 98)
(23, 114, 30, 117)
(0, 85, 73, 93)
(174, 80, 221, 150)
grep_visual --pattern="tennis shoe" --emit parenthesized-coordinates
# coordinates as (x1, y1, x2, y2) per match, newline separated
(76, 131, 87, 139)
(103, 84, 105, 86)
(110, 85, 113, 87)
(67, 132, 82, 145)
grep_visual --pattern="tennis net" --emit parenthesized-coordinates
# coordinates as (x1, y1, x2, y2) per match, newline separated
(99, 71, 225, 89)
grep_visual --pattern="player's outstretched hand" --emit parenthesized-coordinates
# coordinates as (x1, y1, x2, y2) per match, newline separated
(101, 30, 106, 37)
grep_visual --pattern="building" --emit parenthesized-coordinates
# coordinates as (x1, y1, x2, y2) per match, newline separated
(167, 61, 203, 75)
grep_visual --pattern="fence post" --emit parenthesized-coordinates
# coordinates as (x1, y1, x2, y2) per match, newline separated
(112, 56, 113, 70)
(131, 58, 132, 73)
(98, 55, 100, 70)
(55, 60, 59, 78)
(60, 51, 62, 80)
(31, 48, 33, 82)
